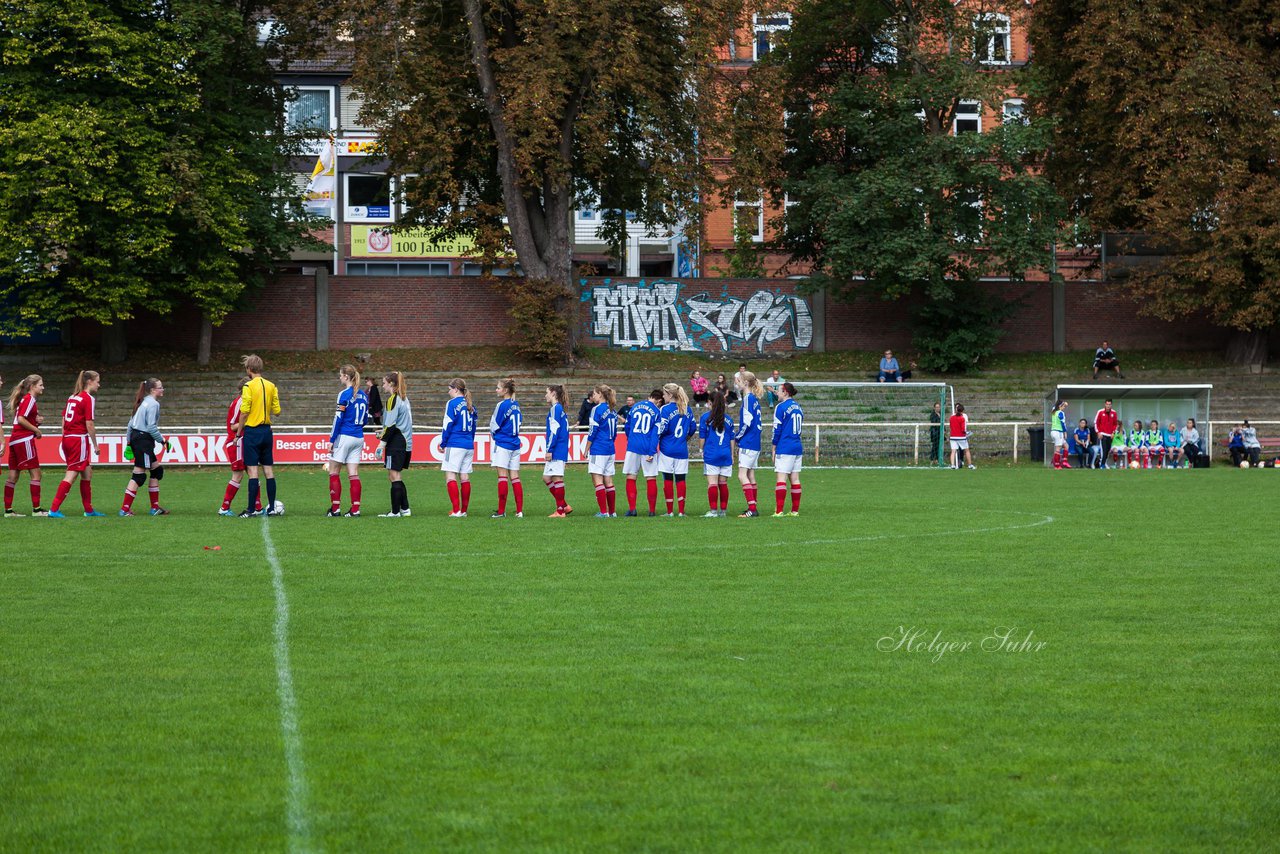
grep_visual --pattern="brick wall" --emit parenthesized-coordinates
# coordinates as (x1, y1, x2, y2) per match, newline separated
(326, 276, 511, 348)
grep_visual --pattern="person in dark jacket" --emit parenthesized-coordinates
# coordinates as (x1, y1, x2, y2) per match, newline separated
(364, 377, 383, 425)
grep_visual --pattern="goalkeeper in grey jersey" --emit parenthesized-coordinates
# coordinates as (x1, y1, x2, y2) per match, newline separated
(121, 378, 168, 516)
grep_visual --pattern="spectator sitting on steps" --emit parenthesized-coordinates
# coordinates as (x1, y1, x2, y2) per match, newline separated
(878, 350, 904, 383)
(1093, 340, 1124, 379)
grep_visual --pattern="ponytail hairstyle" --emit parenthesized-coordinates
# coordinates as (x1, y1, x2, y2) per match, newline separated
(339, 364, 361, 401)
(498, 377, 516, 398)
(132, 378, 161, 413)
(1055, 399, 1067, 412)
(740, 371, 764, 401)
(546, 384, 568, 410)
(73, 370, 100, 395)
(383, 371, 407, 408)
(663, 382, 689, 416)
(594, 383, 617, 410)
(8, 375, 42, 411)
(449, 378, 473, 413)
(781, 382, 797, 399)
(709, 389, 727, 432)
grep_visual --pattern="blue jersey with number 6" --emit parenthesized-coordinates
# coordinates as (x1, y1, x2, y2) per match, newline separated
(442, 396, 477, 450)
(330, 388, 368, 443)
(658, 402, 694, 460)
(773, 399, 804, 456)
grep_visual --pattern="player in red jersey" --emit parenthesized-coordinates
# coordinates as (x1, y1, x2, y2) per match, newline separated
(0, 373, 7, 466)
(948, 403, 975, 470)
(219, 381, 262, 516)
(5, 374, 47, 516)
(49, 371, 105, 518)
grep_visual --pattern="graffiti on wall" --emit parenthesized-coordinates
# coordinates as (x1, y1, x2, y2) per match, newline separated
(587, 280, 813, 352)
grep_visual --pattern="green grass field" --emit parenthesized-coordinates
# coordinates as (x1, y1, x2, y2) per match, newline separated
(2, 466, 1277, 852)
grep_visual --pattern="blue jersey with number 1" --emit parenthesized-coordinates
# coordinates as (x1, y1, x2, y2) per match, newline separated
(442, 396, 477, 449)
(490, 398, 522, 451)
(773, 399, 804, 456)
(330, 387, 368, 443)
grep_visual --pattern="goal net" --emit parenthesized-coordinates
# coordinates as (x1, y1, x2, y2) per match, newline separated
(765, 381, 953, 467)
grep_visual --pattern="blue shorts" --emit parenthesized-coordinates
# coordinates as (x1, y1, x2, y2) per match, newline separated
(242, 424, 274, 467)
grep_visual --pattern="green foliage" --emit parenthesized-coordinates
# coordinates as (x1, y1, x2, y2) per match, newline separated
(506, 276, 571, 365)
(912, 281, 1017, 373)
(721, 217, 766, 278)
(1032, 0, 1280, 332)
(0, 0, 322, 338)
(724, 0, 1063, 304)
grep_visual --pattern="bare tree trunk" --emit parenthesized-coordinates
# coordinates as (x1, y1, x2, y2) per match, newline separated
(1226, 329, 1268, 369)
(101, 322, 127, 365)
(196, 314, 213, 366)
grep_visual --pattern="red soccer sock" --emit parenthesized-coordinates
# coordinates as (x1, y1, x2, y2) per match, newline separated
(707, 485, 719, 510)
(676, 480, 686, 514)
(625, 478, 638, 512)
(222, 479, 240, 511)
(776, 483, 787, 513)
(595, 484, 608, 513)
(497, 476, 509, 514)
(512, 479, 523, 513)
(3, 481, 13, 511)
(30, 480, 41, 509)
(121, 484, 137, 513)
(329, 474, 342, 511)
(664, 479, 674, 513)
(719, 482, 729, 510)
(553, 481, 567, 511)
(791, 483, 802, 512)
(605, 485, 616, 514)
(349, 476, 361, 512)
(646, 479, 658, 514)
(447, 479, 461, 513)
(80, 479, 94, 512)
(745, 483, 758, 511)
(460, 481, 471, 512)
(51, 481, 72, 512)
(149, 486, 160, 510)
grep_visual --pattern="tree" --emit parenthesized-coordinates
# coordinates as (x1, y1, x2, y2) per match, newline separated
(0, 0, 320, 362)
(722, 0, 1063, 369)
(272, 0, 740, 363)
(1031, 0, 1280, 363)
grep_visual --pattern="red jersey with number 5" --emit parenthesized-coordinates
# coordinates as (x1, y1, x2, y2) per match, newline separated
(63, 392, 96, 436)
(10, 394, 39, 441)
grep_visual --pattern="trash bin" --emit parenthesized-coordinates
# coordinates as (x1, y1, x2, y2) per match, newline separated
(1027, 426, 1045, 462)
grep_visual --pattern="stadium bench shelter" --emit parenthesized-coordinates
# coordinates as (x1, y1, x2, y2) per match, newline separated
(1042, 384, 1213, 466)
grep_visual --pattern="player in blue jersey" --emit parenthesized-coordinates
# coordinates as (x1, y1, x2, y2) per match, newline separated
(772, 382, 804, 516)
(1126, 419, 1147, 468)
(733, 370, 765, 516)
(441, 378, 477, 516)
(1146, 419, 1165, 468)
(542, 385, 572, 517)
(489, 378, 524, 518)
(327, 364, 369, 517)
(657, 382, 695, 516)
(586, 384, 619, 517)
(622, 388, 663, 516)
(1050, 400, 1071, 469)
(698, 389, 735, 517)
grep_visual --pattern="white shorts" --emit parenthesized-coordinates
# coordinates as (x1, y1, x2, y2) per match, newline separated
(441, 446, 474, 474)
(329, 434, 365, 464)
(588, 454, 615, 477)
(491, 446, 521, 471)
(950, 438, 969, 451)
(658, 455, 689, 475)
(623, 451, 658, 477)
(1051, 430, 1067, 448)
(737, 448, 760, 470)
(774, 454, 803, 474)
(704, 463, 733, 478)
(543, 459, 566, 477)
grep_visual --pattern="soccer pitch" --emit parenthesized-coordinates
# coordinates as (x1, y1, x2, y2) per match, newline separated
(2, 467, 1276, 851)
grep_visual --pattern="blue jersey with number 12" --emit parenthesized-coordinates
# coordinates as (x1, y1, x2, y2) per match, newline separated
(773, 399, 804, 456)
(330, 387, 368, 443)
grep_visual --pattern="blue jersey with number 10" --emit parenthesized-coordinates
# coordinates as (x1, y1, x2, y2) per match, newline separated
(442, 396, 477, 449)
(625, 400, 660, 456)
(773, 399, 804, 456)
(330, 387, 368, 443)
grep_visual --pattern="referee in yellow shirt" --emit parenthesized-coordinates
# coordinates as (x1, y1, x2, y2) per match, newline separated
(235, 354, 281, 516)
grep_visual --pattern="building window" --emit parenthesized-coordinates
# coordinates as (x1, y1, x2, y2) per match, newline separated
(577, 207, 597, 221)
(347, 262, 450, 276)
(286, 87, 334, 134)
(954, 101, 981, 134)
(956, 189, 983, 243)
(1002, 99, 1027, 126)
(734, 196, 764, 242)
(974, 14, 1011, 64)
(753, 13, 791, 61)
(344, 174, 393, 223)
(461, 263, 517, 277)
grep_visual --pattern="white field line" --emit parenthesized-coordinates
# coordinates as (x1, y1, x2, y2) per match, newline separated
(262, 519, 315, 854)
(370, 510, 1056, 560)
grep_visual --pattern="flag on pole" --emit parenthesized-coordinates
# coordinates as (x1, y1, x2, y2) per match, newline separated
(303, 137, 336, 217)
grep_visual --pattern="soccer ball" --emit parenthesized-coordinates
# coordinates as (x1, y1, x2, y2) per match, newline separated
(1239, 461, 1250, 469)
(1129, 460, 1140, 469)
(271, 500, 285, 515)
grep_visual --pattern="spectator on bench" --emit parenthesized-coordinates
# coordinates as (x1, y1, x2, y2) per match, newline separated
(1181, 418, 1202, 467)
(1093, 340, 1125, 379)
(1227, 424, 1246, 466)
(1242, 420, 1262, 467)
